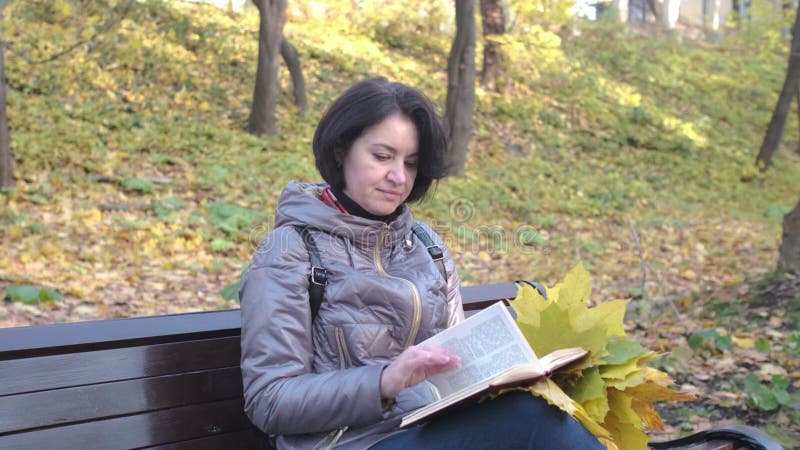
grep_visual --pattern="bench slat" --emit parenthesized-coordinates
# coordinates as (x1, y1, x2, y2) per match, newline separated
(148, 428, 266, 450)
(0, 367, 243, 434)
(0, 398, 252, 450)
(670, 441, 734, 450)
(0, 309, 242, 357)
(0, 284, 517, 358)
(649, 425, 783, 450)
(461, 282, 517, 309)
(0, 336, 240, 396)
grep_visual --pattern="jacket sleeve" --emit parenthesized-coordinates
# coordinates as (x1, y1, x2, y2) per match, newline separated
(239, 227, 386, 435)
(418, 222, 464, 328)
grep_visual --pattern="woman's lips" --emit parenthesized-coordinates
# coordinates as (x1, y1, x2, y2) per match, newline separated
(379, 189, 402, 198)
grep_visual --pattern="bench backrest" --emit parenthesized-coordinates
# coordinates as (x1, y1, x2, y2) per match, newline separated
(0, 283, 517, 449)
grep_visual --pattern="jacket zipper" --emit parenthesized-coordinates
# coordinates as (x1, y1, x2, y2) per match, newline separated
(424, 379, 442, 401)
(335, 327, 352, 369)
(312, 429, 339, 450)
(312, 419, 349, 449)
(373, 225, 422, 349)
(326, 426, 348, 450)
(315, 329, 351, 449)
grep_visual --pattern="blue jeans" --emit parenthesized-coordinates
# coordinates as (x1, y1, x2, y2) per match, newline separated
(371, 391, 606, 450)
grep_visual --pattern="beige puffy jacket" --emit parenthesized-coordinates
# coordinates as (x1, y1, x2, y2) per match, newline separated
(240, 181, 464, 450)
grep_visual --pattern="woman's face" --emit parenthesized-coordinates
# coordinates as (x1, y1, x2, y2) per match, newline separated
(342, 112, 419, 216)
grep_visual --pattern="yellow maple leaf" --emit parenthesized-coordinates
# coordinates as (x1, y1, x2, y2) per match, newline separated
(624, 380, 696, 402)
(601, 359, 641, 380)
(527, 379, 612, 441)
(574, 299, 627, 337)
(608, 389, 642, 429)
(558, 263, 592, 309)
(631, 398, 664, 430)
(605, 412, 650, 450)
(644, 366, 674, 385)
(605, 369, 646, 390)
(510, 282, 548, 329)
(547, 283, 562, 303)
(510, 263, 692, 450)
(732, 335, 755, 348)
(583, 396, 611, 423)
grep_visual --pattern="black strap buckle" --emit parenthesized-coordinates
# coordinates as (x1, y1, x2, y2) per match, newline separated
(310, 267, 328, 285)
(426, 245, 444, 261)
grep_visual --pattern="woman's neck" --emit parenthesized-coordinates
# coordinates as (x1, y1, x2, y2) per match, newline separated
(328, 185, 401, 223)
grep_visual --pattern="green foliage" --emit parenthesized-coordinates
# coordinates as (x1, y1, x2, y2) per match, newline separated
(150, 196, 184, 222)
(200, 165, 232, 190)
(517, 229, 549, 247)
(787, 331, 800, 356)
(688, 328, 733, 354)
(353, 0, 452, 52)
(536, 215, 558, 229)
(706, 297, 741, 318)
(5, 285, 63, 304)
(207, 202, 261, 236)
(211, 237, 234, 252)
(123, 178, 155, 193)
(743, 373, 799, 412)
(219, 281, 240, 301)
(763, 204, 793, 218)
(508, 0, 573, 29)
(755, 337, 772, 352)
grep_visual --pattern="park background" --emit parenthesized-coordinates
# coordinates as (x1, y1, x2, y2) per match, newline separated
(1, 0, 799, 446)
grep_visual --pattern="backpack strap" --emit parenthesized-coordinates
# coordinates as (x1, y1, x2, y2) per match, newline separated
(296, 223, 447, 322)
(411, 222, 447, 282)
(515, 279, 549, 300)
(294, 226, 327, 321)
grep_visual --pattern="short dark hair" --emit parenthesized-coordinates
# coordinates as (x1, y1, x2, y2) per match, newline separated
(313, 77, 449, 203)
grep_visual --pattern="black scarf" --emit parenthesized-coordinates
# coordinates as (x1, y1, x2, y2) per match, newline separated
(329, 185, 403, 223)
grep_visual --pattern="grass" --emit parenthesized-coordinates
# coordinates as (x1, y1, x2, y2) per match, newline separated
(1, 3, 800, 440)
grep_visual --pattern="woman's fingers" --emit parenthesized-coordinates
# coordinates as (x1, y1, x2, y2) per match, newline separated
(380, 345, 461, 399)
(413, 346, 460, 373)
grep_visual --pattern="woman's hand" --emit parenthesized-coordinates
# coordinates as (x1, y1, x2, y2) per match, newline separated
(379, 345, 461, 400)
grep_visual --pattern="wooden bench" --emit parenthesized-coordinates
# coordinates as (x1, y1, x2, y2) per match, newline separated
(0, 282, 782, 450)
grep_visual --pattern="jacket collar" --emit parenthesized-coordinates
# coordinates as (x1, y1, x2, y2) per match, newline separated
(274, 181, 414, 249)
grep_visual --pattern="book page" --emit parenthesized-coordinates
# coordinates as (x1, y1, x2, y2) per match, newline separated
(421, 302, 540, 398)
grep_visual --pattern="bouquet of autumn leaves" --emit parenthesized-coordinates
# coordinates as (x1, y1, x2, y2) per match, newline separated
(508, 263, 694, 450)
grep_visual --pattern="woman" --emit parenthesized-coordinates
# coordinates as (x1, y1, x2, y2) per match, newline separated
(239, 78, 603, 450)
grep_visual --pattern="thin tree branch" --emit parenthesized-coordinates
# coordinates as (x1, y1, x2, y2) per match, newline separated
(628, 218, 648, 301)
(0, 0, 135, 65)
(629, 217, 683, 319)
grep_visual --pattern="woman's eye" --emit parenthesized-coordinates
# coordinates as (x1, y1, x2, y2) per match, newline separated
(405, 160, 418, 168)
(373, 153, 390, 161)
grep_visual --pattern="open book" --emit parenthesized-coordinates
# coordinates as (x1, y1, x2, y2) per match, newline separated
(400, 302, 587, 428)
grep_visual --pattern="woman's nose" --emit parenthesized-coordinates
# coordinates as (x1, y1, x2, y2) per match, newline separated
(387, 162, 407, 184)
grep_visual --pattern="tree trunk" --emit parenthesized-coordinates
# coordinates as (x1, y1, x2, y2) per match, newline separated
(247, 0, 287, 137)
(479, 0, 504, 92)
(796, 80, 800, 155)
(612, 0, 630, 22)
(280, 36, 307, 115)
(445, 0, 476, 176)
(756, 2, 800, 171)
(661, 0, 681, 29)
(779, 197, 800, 274)
(0, 0, 12, 188)
(645, 0, 659, 21)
